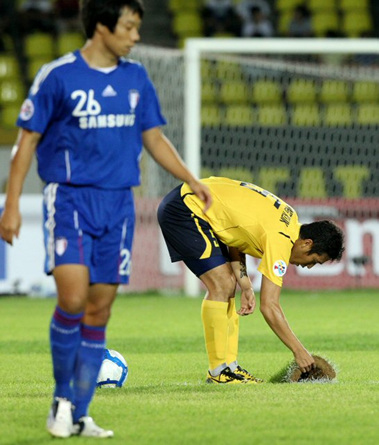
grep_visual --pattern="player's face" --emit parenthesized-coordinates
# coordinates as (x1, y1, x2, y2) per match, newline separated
(289, 239, 330, 269)
(103, 7, 142, 57)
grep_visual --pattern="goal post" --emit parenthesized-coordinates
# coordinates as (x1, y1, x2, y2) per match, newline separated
(183, 38, 379, 296)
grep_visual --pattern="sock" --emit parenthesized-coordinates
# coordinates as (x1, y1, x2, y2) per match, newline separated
(209, 363, 228, 377)
(201, 299, 229, 372)
(226, 297, 240, 369)
(228, 360, 238, 372)
(72, 324, 106, 423)
(50, 306, 83, 400)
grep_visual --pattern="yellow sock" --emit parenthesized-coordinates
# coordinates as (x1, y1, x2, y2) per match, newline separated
(201, 299, 229, 371)
(226, 297, 239, 365)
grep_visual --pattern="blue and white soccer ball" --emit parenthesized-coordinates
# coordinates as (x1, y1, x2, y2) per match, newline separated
(96, 349, 128, 388)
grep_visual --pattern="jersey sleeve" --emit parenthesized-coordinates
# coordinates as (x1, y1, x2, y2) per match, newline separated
(17, 68, 62, 134)
(257, 232, 293, 287)
(139, 68, 167, 131)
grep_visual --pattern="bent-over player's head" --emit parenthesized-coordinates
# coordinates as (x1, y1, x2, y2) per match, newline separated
(80, 0, 144, 38)
(289, 220, 344, 269)
(299, 220, 345, 261)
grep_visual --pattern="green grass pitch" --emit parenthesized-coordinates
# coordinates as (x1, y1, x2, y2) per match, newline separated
(1, 289, 378, 444)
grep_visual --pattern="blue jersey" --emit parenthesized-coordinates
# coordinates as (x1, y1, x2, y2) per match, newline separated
(17, 50, 167, 189)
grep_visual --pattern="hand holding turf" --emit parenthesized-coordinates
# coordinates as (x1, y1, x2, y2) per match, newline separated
(288, 355, 337, 382)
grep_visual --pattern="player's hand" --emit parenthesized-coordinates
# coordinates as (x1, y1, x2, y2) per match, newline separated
(0, 208, 21, 246)
(237, 287, 256, 316)
(293, 348, 315, 373)
(187, 179, 212, 213)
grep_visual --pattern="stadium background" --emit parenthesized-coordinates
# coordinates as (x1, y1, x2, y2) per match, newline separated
(1, 0, 379, 294)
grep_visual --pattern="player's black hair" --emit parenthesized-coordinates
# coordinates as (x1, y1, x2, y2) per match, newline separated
(80, 0, 144, 38)
(299, 220, 345, 261)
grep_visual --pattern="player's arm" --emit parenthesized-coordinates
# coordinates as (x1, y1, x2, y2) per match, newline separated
(0, 129, 41, 245)
(259, 275, 315, 373)
(142, 127, 212, 212)
(229, 247, 256, 316)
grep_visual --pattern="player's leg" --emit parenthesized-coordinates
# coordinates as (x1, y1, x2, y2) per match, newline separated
(198, 263, 245, 382)
(225, 297, 263, 383)
(71, 283, 117, 438)
(51, 264, 89, 397)
(226, 296, 239, 370)
(185, 250, 262, 383)
(158, 186, 246, 384)
(70, 191, 135, 438)
(44, 183, 114, 437)
(47, 264, 89, 438)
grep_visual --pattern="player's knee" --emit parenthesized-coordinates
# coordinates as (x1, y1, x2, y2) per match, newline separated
(58, 294, 86, 314)
(85, 304, 111, 326)
(208, 272, 236, 300)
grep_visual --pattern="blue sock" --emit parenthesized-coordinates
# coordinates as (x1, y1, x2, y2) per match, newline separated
(72, 324, 106, 422)
(50, 306, 83, 400)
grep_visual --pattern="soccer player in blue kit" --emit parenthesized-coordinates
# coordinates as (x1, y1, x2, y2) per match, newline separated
(0, 0, 211, 439)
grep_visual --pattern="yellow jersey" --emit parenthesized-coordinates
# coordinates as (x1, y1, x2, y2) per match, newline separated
(181, 177, 301, 287)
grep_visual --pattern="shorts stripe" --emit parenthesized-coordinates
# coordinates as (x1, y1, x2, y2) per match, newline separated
(120, 218, 127, 250)
(193, 215, 212, 259)
(65, 150, 71, 182)
(44, 183, 59, 271)
(73, 210, 84, 264)
(118, 218, 128, 281)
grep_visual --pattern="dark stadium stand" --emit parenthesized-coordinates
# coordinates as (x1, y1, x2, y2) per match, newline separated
(0, 0, 379, 138)
(168, 0, 378, 42)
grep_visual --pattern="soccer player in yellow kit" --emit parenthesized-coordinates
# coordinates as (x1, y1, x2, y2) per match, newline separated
(158, 177, 344, 384)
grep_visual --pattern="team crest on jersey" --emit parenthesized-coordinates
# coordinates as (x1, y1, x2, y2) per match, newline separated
(128, 89, 140, 112)
(19, 99, 34, 121)
(273, 260, 287, 277)
(55, 237, 68, 256)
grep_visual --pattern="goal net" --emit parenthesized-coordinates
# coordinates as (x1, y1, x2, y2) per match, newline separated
(128, 39, 379, 295)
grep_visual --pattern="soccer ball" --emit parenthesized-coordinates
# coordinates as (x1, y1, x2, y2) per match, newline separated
(96, 349, 128, 388)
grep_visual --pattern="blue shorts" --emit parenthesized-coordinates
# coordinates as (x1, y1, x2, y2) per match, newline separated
(43, 183, 135, 284)
(157, 185, 229, 277)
